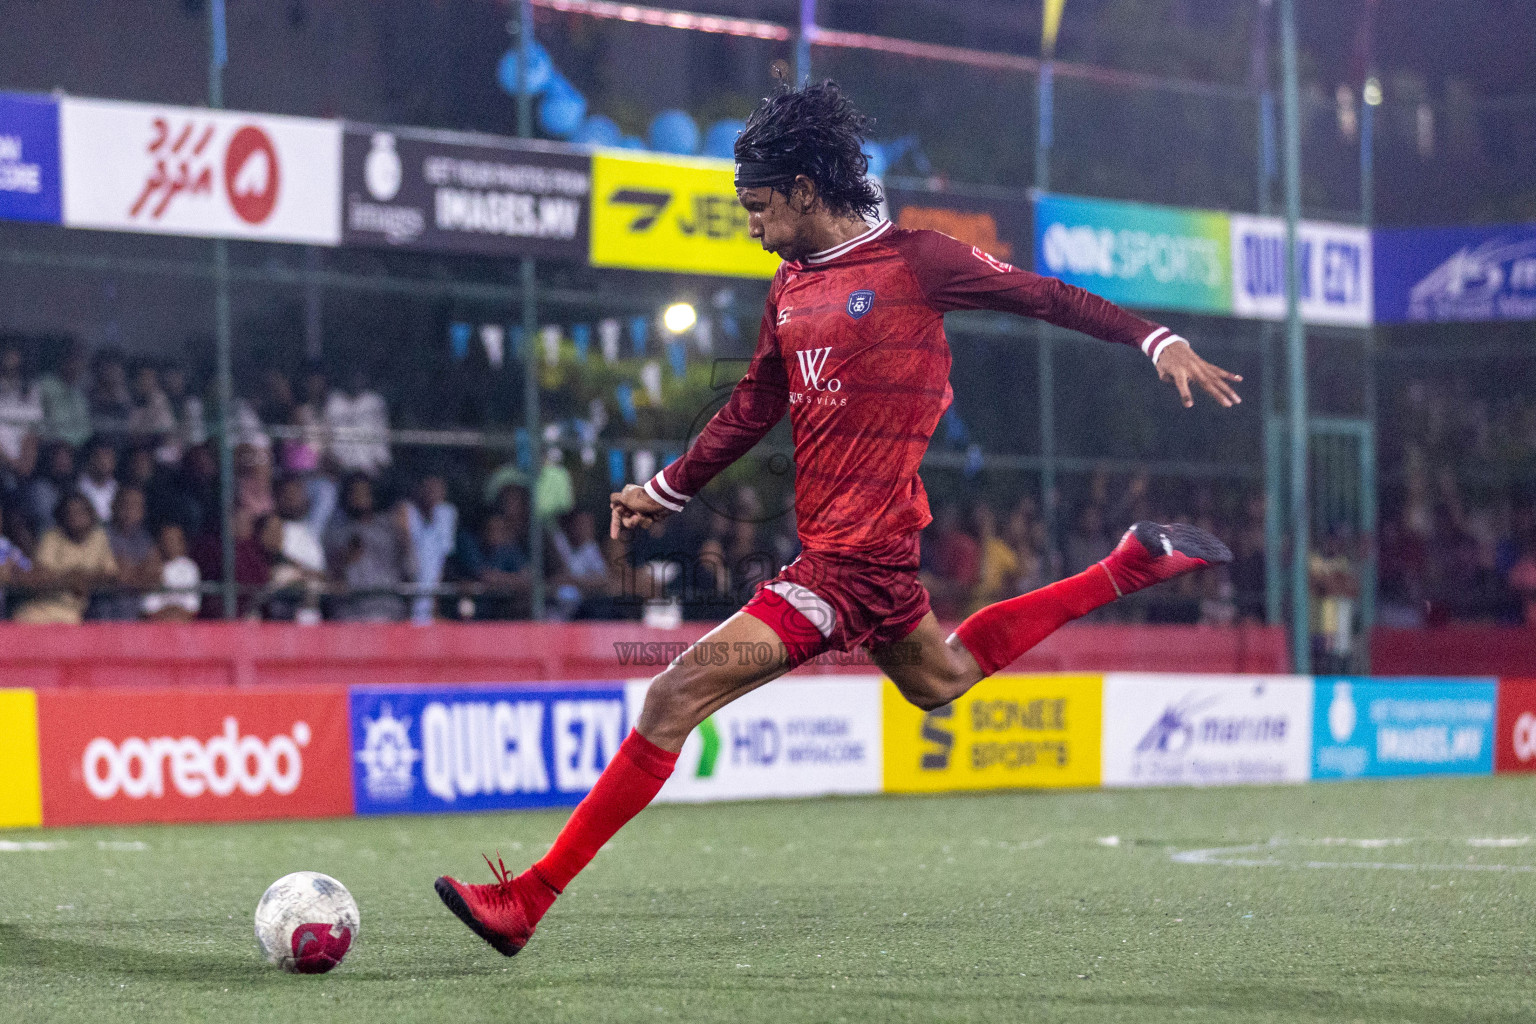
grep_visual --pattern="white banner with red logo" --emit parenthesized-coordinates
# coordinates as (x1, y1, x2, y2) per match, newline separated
(60, 97, 341, 244)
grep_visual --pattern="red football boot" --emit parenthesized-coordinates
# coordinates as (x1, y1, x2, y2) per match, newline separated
(434, 855, 556, 957)
(1099, 521, 1232, 597)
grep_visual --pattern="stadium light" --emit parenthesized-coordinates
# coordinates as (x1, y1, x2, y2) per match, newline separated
(663, 302, 697, 334)
(1363, 77, 1383, 106)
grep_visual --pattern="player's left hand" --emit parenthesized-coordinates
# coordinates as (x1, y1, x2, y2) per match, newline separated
(1156, 340, 1243, 409)
(610, 484, 672, 539)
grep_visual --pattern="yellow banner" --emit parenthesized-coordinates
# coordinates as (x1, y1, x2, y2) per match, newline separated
(589, 151, 781, 279)
(883, 674, 1101, 793)
(0, 689, 41, 827)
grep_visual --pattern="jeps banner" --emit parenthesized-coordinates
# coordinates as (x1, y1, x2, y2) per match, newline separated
(1374, 223, 1536, 323)
(350, 683, 627, 815)
(1313, 678, 1497, 780)
(60, 97, 341, 244)
(1229, 215, 1372, 326)
(1101, 674, 1313, 787)
(341, 127, 590, 260)
(1033, 192, 1232, 314)
(628, 677, 882, 803)
(0, 93, 61, 224)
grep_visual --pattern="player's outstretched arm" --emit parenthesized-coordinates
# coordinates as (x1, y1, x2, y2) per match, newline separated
(1153, 339, 1243, 409)
(610, 484, 671, 539)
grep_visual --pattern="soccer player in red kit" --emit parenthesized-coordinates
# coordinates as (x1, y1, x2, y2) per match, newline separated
(436, 81, 1244, 956)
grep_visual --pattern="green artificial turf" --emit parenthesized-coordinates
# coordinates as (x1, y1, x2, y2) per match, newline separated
(3, 777, 1536, 1023)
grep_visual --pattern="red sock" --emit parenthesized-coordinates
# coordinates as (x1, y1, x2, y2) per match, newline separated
(952, 563, 1119, 677)
(519, 728, 678, 918)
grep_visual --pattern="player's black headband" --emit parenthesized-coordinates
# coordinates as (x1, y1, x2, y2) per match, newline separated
(733, 159, 804, 189)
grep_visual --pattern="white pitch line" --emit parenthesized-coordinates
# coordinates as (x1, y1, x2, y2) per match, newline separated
(0, 840, 67, 852)
(1171, 841, 1536, 873)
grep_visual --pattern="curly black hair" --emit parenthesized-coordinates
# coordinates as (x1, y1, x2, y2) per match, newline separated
(735, 80, 884, 220)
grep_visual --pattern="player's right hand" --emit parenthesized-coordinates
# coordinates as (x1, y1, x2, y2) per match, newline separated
(610, 484, 672, 539)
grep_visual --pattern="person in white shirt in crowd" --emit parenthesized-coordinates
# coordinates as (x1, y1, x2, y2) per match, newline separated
(275, 475, 326, 577)
(77, 438, 119, 526)
(0, 338, 42, 482)
(142, 522, 201, 621)
(549, 509, 615, 620)
(406, 473, 458, 624)
(325, 368, 391, 479)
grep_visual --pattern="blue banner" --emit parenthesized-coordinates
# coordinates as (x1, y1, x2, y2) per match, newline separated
(0, 93, 61, 224)
(349, 683, 628, 815)
(1374, 223, 1536, 323)
(1312, 678, 1497, 780)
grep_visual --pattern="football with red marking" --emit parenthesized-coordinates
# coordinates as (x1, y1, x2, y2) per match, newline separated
(254, 871, 360, 974)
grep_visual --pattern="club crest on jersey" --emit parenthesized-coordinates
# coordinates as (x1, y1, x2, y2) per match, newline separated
(846, 289, 875, 319)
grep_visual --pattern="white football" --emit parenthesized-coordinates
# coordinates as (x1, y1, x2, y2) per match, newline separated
(254, 871, 360, 974)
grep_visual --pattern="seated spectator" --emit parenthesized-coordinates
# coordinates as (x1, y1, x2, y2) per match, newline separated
(157, 362, 206, 466)
(142, 523, 201, 621)
(257, 512, 324, 621)
(93, 486, 160, 621)
(234, 442, 275, 534)
(293, 364, 338, 538)
(323, 475, 413, 622)
(458, 513, 528, 619)
(325, 369, 391, 479)
(88, 348, 133, 440)
(25, 440, 75, 537)
(0, 502, 34, 619)
(406, 474, 457, 623)
(191, 510, 272, 619)
(77, 438, 119, 525)
(38, 339, 90, 449)
(126, 359, 175, 450)
(275, 476, 326, 576)
(966, 503, 1019, 615)
(0, 338, 42, 484)
(15, 492, 118, 624)
(550, 509, 615, 620)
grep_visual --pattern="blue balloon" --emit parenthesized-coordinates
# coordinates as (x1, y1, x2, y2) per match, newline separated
(615, 135, 646, 150)
(571, 114, 621, 148)
(862, 141, 888, 178)
(538, 74, 587, 138)
(496, 44, 554, 97)
(702, 118, 746, 160)
(648, 109, 700, 155)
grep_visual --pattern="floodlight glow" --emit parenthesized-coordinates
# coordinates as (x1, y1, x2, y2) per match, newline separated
(1363, 78, 1383, 107)
(663, 302, 697, 334)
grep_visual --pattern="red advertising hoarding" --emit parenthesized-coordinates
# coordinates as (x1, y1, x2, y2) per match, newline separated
(1494, 679, 1536, 773)
(37, 688, 353, 826)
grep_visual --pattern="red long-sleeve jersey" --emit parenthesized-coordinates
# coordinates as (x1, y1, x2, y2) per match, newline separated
(644, 221, 1175, 561)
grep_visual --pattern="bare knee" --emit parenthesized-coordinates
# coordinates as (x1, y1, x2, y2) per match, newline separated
(896, 666, 973, 712)
(636, 664, 715, 748)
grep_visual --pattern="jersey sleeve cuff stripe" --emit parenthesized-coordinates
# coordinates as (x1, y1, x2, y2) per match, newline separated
(652, 470, 691, 504)
(1139, 326, 1169, 356)
(1151, 334, 1187, 365)
(644, 477, 686, 513)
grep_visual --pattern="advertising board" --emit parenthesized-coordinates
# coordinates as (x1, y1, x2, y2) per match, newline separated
(36, 689, 352, 826)
(1101, 674, 1313, 787)
(60, 97, 341, 244)
(341, 127, 590, 260)
(0, 689, 42, 828)
(350, 683, 628, 814)
(0, 93, 61, 224)
(589, 151, 780, 278)
(1229, 215, 1372, 326)
(1312, 678, 1497, 780)
(1374, 222, 1536, 323)
(1033, 192, 1232, 314)
(1495, 679, 1536, 773)
(883, 674, 1101, 793)
(627, 677, 883, 803)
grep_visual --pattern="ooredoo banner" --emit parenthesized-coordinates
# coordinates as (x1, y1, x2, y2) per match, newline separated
(0, 93, 61, 225)
(341, 126, 590, 260)
(1101, 674, 1313, 787)
(1312, 678, 1497, 780)
(349, 683, 628, 815)
(1495, 679, 1536, 773)
(60, 97, 341, 244)
(0, 688, 42, 828)
(883, 674, 1101, 793)
(628, 677, 883, 803)
(36, 689, 352, 826)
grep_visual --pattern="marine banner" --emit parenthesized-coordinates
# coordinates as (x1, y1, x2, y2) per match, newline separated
(0, 689, 42, 828)
(1101, 674, 1313, 787)
(589, 151, 780, 278)
(341, 126, 590, 260)
(1312, 678, 1497, 780)
(629, 677, 883, 803)
(883, 674, 1102, 793)
(1374, 222, 1536, 323)
(350, 683, 628, 815)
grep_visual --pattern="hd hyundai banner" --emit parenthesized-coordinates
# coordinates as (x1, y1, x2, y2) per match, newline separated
(35, 688, 353, 826)
(341, 126, 590, 261)
(60, 97, 341, 244)
(349, 683, 629, 815)
(0, 92, 61, 225)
